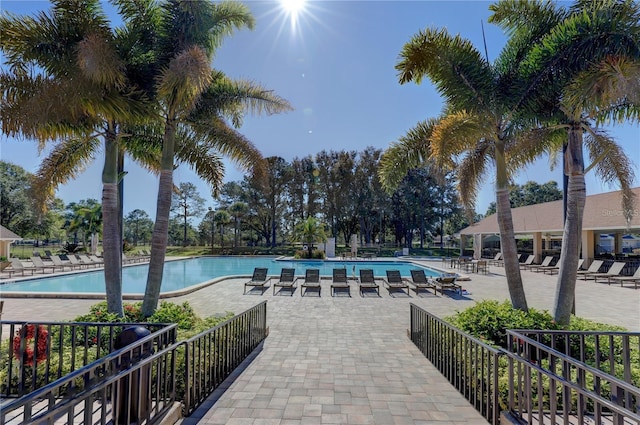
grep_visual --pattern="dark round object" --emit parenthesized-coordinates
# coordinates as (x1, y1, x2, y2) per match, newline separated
(114, 326, 151, 350)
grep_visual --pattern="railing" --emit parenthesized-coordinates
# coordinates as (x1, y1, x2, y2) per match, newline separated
(181, 300, 268, 415)
(409, 303, 503, 424)
(0, 320, 175, 397)
(505, 330, 640, 424)
(0, 323, 180, 425)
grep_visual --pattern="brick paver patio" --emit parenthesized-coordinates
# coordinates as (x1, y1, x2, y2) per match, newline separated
(2, 259, 639, 424)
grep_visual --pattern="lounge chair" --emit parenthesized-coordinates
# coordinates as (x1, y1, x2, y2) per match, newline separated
(89, 255, 105, 265)
(431, 275, 462, 296)
(409, 269, 437, 295)
(6, 258, 38, 277)
(273, 268, 297, 296)
(67, 255, 90, 269)
(31, 256, 61, 273)
(78, 254, 102, 268)
(50, 254, 81, 271)
(586, 261, 626, 283)
(300, 269, 321, 297)
(609, 266, 640, 288)
(576, 260, 604, 280)
(488, 252, 502, 266)
(542, 258, 584, 275)
(243, 267, 270, 294)
(384, 270, 409, 296)
(358, 269, 380, 297)
(44, 250, 54, 258)
(518, 255, 535, 270)
(330, 268, 350, 297)
(525, 256, 554, 272)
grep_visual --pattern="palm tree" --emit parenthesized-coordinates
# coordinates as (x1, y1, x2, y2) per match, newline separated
(392, 13, 568, 310)
(140, 0, 292, 317)
(489, 0, 639, 324)
(0, 0, 152, 316)
(214, 210, 231, 252)
(229, 201, 249, 249)
(292, 217, 328, 259)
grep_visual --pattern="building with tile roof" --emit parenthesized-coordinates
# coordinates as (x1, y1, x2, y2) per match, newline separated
(459, 188, 640, 264)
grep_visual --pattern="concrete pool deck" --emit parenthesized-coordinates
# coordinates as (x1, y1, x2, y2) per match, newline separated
(1, 260, 639, 424)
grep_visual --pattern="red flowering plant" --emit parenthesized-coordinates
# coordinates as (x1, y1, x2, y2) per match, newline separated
(13, 324, 49, 366)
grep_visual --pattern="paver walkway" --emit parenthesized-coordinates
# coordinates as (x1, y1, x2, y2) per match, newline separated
(2, 259, 639, 424)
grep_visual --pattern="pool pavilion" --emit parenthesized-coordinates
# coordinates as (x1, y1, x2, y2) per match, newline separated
(459, 187, 640, 267)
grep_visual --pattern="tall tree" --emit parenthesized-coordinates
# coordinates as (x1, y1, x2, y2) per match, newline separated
(141, 0, 292, 316)
(214, 210, 231, 251)
(171, 182, 206, 247)
(484, 181, 563, 216)
(124, 209, 154, 246)
(0, 0, 153, 315)
(391, 7, 577, 309)
(489, 0, 639, 324)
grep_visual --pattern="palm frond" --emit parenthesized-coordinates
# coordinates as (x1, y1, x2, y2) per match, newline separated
(77, 32, 126, 88)
(175, 129, 225, 196)
(563, 56, 640, 124)
(157, 45, 212, 114)
(31, 135, 102, 206)
(456, 144, 492, 211)
(583, 127, 637, 223)
(504, 126, 565, 175)
(378, 119, 438, 192)
(160, 0, 254, 60)
(191, 72, 293, 126)
(396, 27, 494, 112)
(430, 111, 490, 168)
(189, 118, 265, 175)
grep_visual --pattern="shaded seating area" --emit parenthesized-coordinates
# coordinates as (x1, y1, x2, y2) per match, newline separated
(409, 269, 437, 295)
(301, 268, 321, 297)
(383, 270, 409, 296)
(358, 269, 379, 297)
(330, 268, 350, 297)
(273, 268, 296, 296)
(243, 267, 270, 295)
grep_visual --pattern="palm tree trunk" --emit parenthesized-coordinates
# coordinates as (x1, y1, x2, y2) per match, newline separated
(553, 125, 585, 325)
(142, 119, 176, 317)
(102, 128, 123, 316)
(495, 142, 528, 311)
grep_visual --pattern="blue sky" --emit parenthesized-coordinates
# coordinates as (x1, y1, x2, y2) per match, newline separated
(1, 0, 638, 219)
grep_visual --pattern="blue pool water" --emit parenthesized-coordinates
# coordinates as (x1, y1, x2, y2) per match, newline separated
(0, 257, 440, 294)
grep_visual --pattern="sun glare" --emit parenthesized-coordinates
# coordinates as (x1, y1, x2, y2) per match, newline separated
(279, 0, 306, 30)
(280, 0, 306, 16)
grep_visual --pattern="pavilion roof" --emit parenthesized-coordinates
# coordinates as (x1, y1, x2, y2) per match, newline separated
(459, 187, 640, 235)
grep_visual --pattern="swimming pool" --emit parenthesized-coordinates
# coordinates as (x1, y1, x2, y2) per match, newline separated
(0, 257, 441, 294)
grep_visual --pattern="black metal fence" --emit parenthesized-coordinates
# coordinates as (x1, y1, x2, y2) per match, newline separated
(0, 323, 180, 424)
(505, 329, 640, 424)
(181, 300, 268, 415)
(409, 305, 640, 425)
(0, 301, 268, 424)
(0, 320, 176, 397)
(409, 303, 504, 424)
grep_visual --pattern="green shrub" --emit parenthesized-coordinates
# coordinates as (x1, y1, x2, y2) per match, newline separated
(447, 300, 558, 348)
